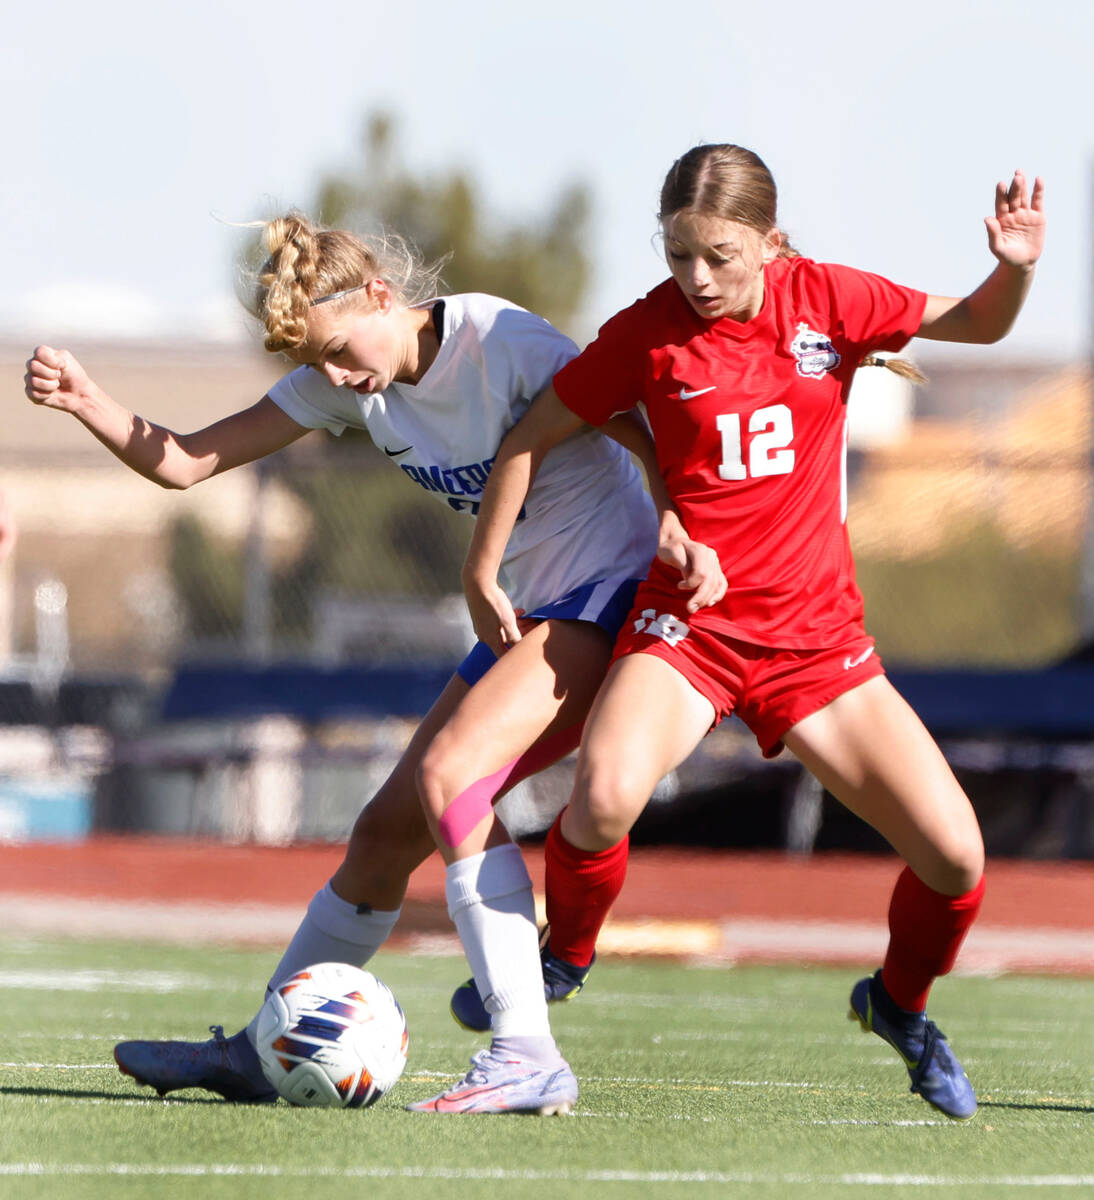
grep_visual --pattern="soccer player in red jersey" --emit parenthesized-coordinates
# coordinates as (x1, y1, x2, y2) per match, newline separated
(455, 144, 1045, 1119)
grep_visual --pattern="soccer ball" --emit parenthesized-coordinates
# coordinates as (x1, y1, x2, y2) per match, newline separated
(254, 962, 409, 1107)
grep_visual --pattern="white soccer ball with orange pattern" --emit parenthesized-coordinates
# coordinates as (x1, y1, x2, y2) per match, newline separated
(254, 962, 409, 1107)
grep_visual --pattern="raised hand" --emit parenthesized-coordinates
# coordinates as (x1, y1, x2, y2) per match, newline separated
(985, 170, 1045, 269)
(24, 345, 94, 413)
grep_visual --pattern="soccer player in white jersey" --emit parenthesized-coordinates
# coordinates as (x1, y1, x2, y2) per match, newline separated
(25, 212, 724, 1114)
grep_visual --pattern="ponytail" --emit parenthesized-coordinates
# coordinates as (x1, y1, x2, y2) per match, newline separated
(861, 354, 927, 385)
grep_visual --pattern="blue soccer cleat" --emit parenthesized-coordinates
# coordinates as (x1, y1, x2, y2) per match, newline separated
(114, 1025, 278, 1104)
(406, 1046, 577, 1114)
(849, 970, 977, 1120)
(450, 927, 595, 1033)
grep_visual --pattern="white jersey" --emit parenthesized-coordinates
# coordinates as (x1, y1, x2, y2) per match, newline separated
(267, 293, 657, 611)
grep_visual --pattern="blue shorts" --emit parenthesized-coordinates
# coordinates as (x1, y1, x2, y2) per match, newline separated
(457, 576, 642, 688)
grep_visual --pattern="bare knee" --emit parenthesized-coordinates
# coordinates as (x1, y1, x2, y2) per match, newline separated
(565, 764, 648, 850)
(345, 791, 434, 871)
(415, 730, 463, 824)
(919, 829, 985, 896)
(939, 843, 985, 896)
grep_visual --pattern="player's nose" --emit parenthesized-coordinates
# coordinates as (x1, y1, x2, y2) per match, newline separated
(321, 362, 349, 386)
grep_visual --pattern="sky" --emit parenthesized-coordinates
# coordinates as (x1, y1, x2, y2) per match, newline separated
(4, 0, 1091, 361)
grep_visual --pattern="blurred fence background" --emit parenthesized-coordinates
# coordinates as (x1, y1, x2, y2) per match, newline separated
(2, 339, 1092, 859)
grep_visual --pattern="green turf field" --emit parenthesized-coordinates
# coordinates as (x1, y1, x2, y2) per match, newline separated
(1, 937, 1091, 1199)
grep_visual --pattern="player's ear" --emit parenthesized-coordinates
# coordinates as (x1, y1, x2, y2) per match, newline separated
(365, 277, 393, 312)
(761, 227, 783, 264)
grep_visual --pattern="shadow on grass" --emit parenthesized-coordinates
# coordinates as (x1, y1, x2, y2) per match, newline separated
(979, 1099, 1094, 1114)
(0, 1084, 228, 1105)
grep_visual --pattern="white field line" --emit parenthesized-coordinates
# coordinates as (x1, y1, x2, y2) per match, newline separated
(0, 968, 212, 992)
(4, 1062, 1090, 1106)
(0, 1093, 1065, 1128)
(1, 1163, 1093, 1187)
(0, 1063, 834, 1090)
(809, 1119, 949, 1126)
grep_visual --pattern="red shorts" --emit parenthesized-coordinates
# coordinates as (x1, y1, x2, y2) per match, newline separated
(611, 615, 884, 758)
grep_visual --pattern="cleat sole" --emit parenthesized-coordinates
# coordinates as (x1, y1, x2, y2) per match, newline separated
(407, 1099, 576, 1115)
(536, 1101, 574, 1116)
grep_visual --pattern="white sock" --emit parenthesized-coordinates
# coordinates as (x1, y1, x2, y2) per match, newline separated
(245, 881, 400, 1043)
(446, 843, 551, 1039)
(492, 1035, 568, 1070)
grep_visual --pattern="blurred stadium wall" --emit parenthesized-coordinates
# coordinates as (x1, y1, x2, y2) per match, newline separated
(0, 340, 1091, 857)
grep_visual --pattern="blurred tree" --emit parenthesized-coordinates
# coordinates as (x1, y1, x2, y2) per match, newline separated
(857, 521, 1078, 666)
(170, 113, 593, 658)
(169, 514, 245, 647)
(316, 113, 592, 332)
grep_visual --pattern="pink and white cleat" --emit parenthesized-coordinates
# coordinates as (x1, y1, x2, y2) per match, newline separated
(406, 1047, 577, 1115)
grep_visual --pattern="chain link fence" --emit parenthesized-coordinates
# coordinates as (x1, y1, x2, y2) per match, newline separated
(1, 356, 1091, 852)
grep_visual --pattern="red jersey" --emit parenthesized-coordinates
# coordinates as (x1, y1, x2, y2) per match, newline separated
(554, 256, 926, 649)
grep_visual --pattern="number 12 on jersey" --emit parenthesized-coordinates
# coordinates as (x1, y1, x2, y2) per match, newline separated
(716, 404, 795, 481)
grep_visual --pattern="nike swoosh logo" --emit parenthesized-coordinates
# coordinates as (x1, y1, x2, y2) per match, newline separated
(383, 445, 414, 457)
(843, 646, 876, 670)
(677, 385, 716, 400)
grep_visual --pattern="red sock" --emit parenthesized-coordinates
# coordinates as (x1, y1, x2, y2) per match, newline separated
(543, 813, 628, 968)
(881, 866, 985, 1012)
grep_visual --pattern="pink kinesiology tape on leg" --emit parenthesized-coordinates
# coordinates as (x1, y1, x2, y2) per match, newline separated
(438, 763, 511, 848)
(437, 723, 582, 848)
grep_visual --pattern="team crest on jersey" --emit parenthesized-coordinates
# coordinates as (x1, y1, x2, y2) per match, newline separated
(790, 322, 841, 379)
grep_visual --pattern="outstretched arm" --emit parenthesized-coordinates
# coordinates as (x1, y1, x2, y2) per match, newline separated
(917, 170, 1045, 345)
(24, 345, 308, 487)
(600, 410, 726, 612)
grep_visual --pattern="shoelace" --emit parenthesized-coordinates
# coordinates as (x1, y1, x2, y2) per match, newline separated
(466, 1051, 489, 1083)
(465, 1049, 514, 1085)
(907, 1020, 948, 1090)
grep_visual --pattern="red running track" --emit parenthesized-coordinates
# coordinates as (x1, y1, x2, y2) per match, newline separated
(1, 836, 1091, 930)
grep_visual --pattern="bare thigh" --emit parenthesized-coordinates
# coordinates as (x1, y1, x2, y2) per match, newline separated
(418, 618, 615, 860)
(563, 652, 716, 851)
(782, 675, 984, 894)
(331, 674, 472, 909)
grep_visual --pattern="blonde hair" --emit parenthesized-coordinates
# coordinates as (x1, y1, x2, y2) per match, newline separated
(861, 354, 928, 385)
(251, 212, 446, 353)
(661, 144, 923, 383)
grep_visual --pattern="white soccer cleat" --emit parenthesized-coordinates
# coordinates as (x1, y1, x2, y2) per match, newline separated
(406, 1047, 577, 1115)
